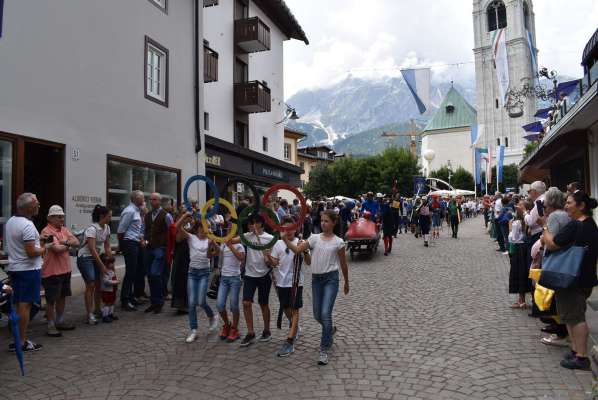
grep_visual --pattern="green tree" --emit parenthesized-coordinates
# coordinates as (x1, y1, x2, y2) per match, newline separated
(451, 167, 475, 191)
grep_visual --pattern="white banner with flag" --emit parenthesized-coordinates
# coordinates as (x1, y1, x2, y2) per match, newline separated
(492, 28, 510, 107)
(400, 68, 431, 114)
(470, 123, 484, 147)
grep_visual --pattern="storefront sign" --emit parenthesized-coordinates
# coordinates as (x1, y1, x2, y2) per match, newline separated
(72, 194, 102, 214)
(206, 154, 221, 167)
(253, 162, 287, 181)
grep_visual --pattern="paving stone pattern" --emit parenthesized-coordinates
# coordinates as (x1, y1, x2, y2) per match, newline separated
(0, 218, 593, 399)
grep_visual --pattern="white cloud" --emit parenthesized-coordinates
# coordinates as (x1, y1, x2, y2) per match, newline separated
(283, 0, 597, 98)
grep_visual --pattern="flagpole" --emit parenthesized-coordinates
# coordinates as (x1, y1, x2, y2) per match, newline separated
(473, 147, 477, 199)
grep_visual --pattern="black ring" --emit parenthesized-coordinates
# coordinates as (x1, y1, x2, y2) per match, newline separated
(225, 178, 262, 217)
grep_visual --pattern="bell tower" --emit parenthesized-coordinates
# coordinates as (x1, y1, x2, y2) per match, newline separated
(472, 0, 538, 166)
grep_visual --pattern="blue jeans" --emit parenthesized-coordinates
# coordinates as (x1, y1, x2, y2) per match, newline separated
(312, 269, 339, 351)
(187, 268, 214, 330)
(120, 239, 140, 305)
(147, 247, 166, 306)
(216, 275, 242, 313)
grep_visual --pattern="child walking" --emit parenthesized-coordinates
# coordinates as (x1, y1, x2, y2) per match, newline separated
(216, 237, 245, 343)
(268, 216, 311, 357)
(284, 210, 349, 365)
(175, 212, 220, 343)
(100, 254, 119, 323)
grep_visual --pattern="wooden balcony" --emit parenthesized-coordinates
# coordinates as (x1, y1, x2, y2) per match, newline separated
(203, 0, 218, 7)
(234, 81, 271, 113)
(203, 44, 218, 83)
(234, 17, 271, 53)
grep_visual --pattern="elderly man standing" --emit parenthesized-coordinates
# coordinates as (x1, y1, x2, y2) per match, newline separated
(118, 190, 145, 311)
(5, 193, 45, 352)
(143, 193, 173, 314)
(40, 205, 79, 337)
(525, 181, 547, 245)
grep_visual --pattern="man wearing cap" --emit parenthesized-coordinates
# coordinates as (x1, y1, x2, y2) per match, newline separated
(40, 205, 79, 337)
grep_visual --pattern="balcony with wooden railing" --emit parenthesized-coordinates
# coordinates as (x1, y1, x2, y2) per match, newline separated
(234, 16, 271, 53)
(203, 44, 218, 83)
(234, 81, 271, 113)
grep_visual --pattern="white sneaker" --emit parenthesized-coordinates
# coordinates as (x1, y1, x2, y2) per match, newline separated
(541, 334, 569, 347)
(208, 316, 219, 332)
(185, 329, 198, 343)
(295, 325, 303, 342)
(87, 314, 98, 325)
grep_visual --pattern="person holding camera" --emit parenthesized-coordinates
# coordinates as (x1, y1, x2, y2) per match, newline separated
(524, 181, 547, 245)
(40, 205, 79, 337)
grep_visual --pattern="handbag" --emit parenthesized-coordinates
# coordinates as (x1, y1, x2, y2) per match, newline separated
(534, 284, 555, 312)
(538, 245, 587, 289)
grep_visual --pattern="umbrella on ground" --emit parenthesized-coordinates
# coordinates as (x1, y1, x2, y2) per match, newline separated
(7, 295, 25, 376)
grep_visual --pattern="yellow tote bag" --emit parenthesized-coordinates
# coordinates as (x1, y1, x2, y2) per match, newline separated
(534, 284, 555, 312)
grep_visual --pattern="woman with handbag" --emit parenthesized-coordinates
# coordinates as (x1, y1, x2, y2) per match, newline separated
(542, 190, 598, 370)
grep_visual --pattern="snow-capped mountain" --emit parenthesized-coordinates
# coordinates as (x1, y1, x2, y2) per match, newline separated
(286, 75, 476, 154)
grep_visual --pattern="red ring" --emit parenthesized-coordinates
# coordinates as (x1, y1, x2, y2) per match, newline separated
(261, 184, 308, 232)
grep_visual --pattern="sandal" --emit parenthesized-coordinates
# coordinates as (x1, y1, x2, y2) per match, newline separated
(510, 302, 522, 309)
(519, 303, 529, 309)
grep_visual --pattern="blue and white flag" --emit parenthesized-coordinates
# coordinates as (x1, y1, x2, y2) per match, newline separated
(401, 68, 430, 114)
(0, 0, 4, 39)
(526, 30, 539, 82)
(496, 145, 505, 184)
(492, 29, 510, 106)
(470, 123, 483, 147)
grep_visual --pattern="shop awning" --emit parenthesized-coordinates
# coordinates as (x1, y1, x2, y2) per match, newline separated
(524, 133, 540, 142)
(556, 79, 581, 97)
(522, 121, 543, 132)
(534, 107, 552, 119)
(582, 28, 598, 67)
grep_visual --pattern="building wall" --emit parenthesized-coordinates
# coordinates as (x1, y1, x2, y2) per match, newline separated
(421, 128, 475, 177)
(0, 0, 205, 230)
(473, 0, 537, 165)
(283, 135, 299, 164)
(203, 1, 286, 160)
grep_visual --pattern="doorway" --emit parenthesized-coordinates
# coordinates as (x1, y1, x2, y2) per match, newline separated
(22, 141, 65, 231)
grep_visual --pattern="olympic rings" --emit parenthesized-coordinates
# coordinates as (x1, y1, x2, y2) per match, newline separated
(261, 184, 308, 232)
(225, 178, 261, 217)
(201, 198, 238, 244)
(183, 175, 219, 219)
(238, 205, 280, 251)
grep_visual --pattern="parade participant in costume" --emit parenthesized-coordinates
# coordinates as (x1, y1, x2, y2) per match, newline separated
(418, 196, 431, 247)
(360, 192, 380, 219)
(268, 216, 311, 357)
(175, 212, 220, 343)
(431, 196, 442, 240)
(448, 198, 460, 238)
(216, 237, 245, 343)
(381, 197, 395, 256)
(170, 205, 190, 314)
(391, 194, 402, 237)
(284, 210, 349, 366)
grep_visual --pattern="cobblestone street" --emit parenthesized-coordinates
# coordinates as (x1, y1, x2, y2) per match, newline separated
(0, 218, 593, 400)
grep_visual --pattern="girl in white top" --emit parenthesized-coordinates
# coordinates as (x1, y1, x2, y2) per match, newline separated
(175, 212, 219, 343)
(216, 237, 245, 343)
(284, 210, 349, 366)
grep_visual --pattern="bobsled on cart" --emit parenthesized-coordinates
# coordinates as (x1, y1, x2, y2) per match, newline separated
(345, 217, 380, 260)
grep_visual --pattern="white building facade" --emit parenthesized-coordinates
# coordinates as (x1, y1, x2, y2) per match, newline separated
(202, 0, 307, 198)
(472, 0, 538, 166)
(0, 0, 206, 240)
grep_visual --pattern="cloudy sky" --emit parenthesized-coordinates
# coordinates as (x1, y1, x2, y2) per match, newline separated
(283, 0, 598, 98)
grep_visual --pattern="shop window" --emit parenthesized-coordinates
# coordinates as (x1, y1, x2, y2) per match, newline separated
(107, 156, 179, 243)
(284, 143, 291, 160)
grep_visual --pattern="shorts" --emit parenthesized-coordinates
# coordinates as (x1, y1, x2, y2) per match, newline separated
(276, 286, 303, 309)
(242, 274, 272, 305)
(42, 273, 72, 303)
(432, 214, 441, 227)
(8, 269, 41, 304)
(77, 256, 99, 283)
(555, 287, 593, 325)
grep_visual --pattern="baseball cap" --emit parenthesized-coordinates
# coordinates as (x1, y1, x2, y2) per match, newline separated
(48, 205, 65, 217)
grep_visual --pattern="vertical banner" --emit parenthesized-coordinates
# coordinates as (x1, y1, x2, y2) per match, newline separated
(401, 68, 431, 114)
(413, 176, 426, 196)
(492, 28, 510, 106)
(475, 148, 488, 187)
(526, 29, 539, 83)
(470, 124, 480, 147)
(496, 145, 505, 184)
(0, 0, 4, 39)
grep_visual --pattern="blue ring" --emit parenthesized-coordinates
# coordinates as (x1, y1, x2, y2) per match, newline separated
(183, 175, 219, 219)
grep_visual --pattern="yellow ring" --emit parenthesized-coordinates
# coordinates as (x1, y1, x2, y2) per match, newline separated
(201, 198, 238, 244)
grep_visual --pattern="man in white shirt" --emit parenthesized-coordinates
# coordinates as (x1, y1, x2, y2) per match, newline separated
(5, 193, 45, 352)
(524, 181, 547, 241)
(240, 214, 274, 347)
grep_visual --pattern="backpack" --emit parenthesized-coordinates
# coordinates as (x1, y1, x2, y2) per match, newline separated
(70, 225, 98, 257)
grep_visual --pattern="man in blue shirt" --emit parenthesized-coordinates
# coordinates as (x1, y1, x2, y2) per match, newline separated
(118, 190, 145, 311)
(360, 192, 379, 219)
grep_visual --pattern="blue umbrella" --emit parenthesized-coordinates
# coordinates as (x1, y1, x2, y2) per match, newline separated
(7, 295, 25, 376)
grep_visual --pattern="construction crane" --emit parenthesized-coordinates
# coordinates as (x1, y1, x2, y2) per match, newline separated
(380, 119, 422, 158)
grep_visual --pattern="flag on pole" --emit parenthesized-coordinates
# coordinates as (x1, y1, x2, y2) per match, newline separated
(482, 147, 493, 185)
(0, 0, 4, 39)
(400, 68, 431, 114)
(470, 123, 483, 147)
(496, 145, 505, 184)
(526, 29, 539, 83)
(492, 28, 510, 106)
(474, 147, 487, 187)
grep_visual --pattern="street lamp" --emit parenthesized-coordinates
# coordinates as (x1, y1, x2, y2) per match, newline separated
(423, 149, 435, 178)
(275, 103, 300, 125)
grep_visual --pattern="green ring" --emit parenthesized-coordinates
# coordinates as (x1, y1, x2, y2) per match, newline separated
(238, 205, 280, 251)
